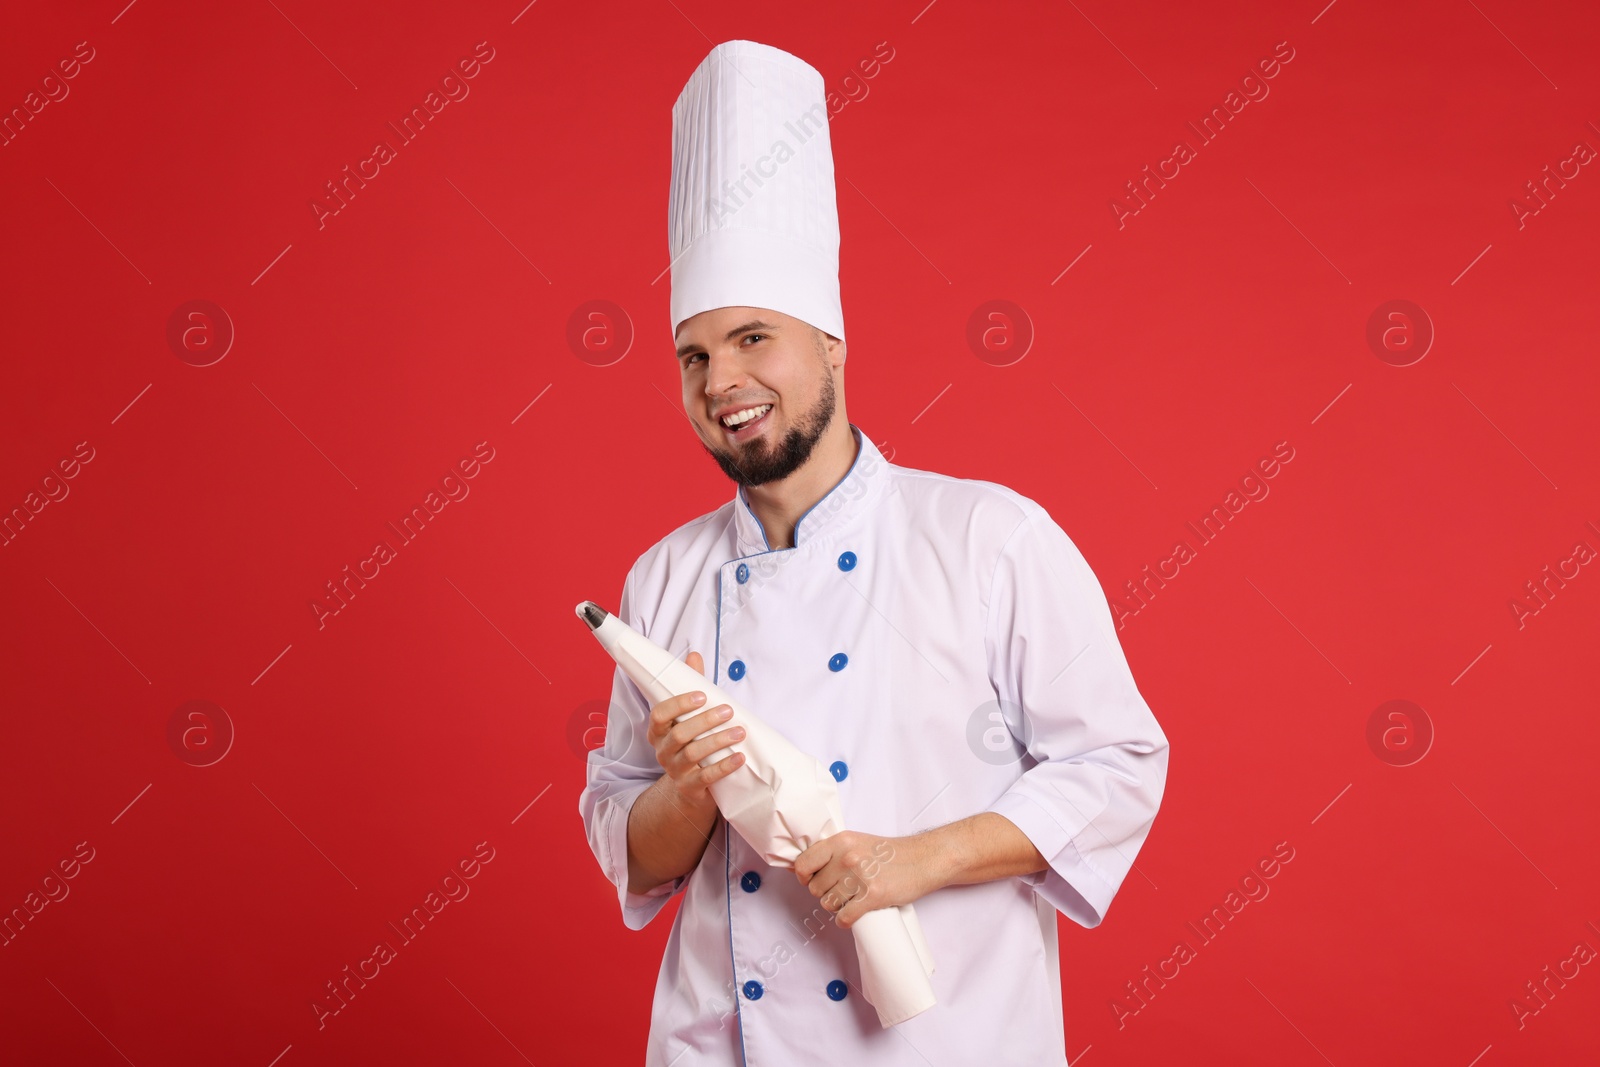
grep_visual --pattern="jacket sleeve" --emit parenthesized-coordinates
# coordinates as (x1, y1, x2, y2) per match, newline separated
(982, 506, 1170, 929)
(576, 563, 690, 930)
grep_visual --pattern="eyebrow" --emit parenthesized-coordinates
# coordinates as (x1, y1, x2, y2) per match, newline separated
(676, 320, 778, 360)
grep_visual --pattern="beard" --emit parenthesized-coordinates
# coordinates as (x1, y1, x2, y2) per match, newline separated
(699, 353, 837, 488)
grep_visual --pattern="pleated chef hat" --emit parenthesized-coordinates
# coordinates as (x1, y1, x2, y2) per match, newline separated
(668, 40, 845, 344)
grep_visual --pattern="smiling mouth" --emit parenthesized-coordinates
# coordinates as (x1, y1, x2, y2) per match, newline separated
(720, 404, 773, 439)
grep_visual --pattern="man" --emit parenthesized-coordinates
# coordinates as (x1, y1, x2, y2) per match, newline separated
(578, 40, 1169, 1065)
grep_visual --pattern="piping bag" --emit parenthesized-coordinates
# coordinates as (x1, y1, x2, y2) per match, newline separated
(575, 600, 937, 1028)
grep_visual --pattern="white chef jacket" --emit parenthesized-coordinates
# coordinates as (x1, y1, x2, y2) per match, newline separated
(578, 423, 1168, 1066)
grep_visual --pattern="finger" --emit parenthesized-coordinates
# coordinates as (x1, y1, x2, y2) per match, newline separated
(792, 844, 816, 886)
(794, 843, 830, 885)
(674, 689, 712, 723)
(836, 892, 868, 928)
(686, 650, 703, 672)
(699, 749, 746, 784)
(830, 877, 867, 916)
(684, 724, 745, 765)
(679, 749, 743, 794)
(647, 694, 685, 739)
(652, 690, 711, 741)
(810, 869, 843, 903)
(668, 704, 732, 749)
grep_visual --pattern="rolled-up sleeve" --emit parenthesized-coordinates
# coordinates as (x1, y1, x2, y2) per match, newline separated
(983, 505, 1170, 930)
(577, 564, 690, 931)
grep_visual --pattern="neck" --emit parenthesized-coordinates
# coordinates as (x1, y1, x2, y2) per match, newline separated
(742, 418, 859, 549)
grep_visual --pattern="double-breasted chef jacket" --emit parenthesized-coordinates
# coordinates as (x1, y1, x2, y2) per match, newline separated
(578, 423, 1169, 1066)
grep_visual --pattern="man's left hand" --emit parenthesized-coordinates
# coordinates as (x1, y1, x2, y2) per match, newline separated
(793, 830, 945, 929)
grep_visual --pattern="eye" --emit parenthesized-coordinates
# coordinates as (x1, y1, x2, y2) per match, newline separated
(683, 352, 706, 366)
(743, 333, 766, 345)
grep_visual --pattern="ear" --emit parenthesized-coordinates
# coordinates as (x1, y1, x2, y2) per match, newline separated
(819, 330, 846, 368)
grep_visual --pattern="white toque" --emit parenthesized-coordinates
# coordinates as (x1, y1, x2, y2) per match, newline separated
(668, 40, 845, 344)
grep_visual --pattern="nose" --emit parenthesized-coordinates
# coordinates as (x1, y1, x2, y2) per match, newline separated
(703, 348, 749, 401)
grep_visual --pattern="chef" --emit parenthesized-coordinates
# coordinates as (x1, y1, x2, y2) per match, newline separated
(577, 39, 1169, 1066)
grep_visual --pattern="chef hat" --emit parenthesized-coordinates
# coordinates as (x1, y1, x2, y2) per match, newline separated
(669, 40, 845, 344)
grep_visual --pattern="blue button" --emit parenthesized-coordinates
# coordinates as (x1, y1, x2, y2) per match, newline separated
(743, 980, 764, 1000)
(828, 652, 848, 672)
(736, 563, 749, 584)
(740, 870, 761, 893)
(827, 979, 848, 1001)
(837, 551, 857, 572)
(728, 659, 746, 681)
(830, 761, 848, 782)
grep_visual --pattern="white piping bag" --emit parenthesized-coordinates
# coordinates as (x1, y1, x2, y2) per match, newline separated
(576, 600, 937, 1027)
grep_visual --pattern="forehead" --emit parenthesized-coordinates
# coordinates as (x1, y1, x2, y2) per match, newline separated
(676, 306, 795, 342)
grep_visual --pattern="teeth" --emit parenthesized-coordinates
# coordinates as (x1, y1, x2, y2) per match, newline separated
(721, 404, 772, 428)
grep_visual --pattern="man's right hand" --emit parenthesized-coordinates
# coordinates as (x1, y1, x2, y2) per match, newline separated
(646, 650, 746, 808)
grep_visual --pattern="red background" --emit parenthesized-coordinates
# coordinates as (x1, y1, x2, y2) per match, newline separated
(2, 0, 1597, 1063)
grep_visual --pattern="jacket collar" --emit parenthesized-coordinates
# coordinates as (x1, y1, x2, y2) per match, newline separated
(731, 423, 889, 556)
